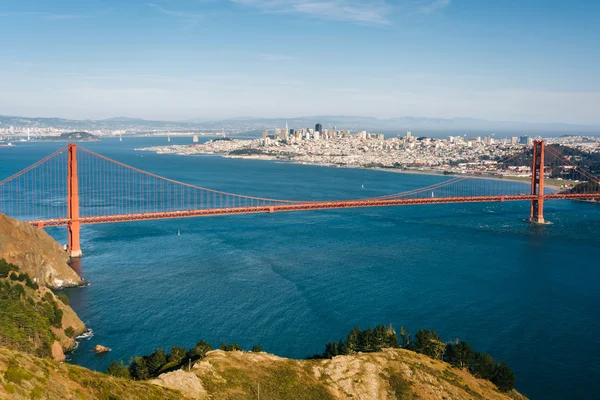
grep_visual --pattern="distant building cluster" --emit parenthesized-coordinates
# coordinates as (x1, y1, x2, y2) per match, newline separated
(260, 122, 385, 143)
(140, 121, 569, 179)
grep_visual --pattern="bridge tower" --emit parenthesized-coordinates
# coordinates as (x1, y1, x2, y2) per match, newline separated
(67, 144, 82, 258)
(529, 140, 546, 224)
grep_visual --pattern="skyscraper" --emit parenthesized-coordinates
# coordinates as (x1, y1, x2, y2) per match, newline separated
(315, 123, 322, 133)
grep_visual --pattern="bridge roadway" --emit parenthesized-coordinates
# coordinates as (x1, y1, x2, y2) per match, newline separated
(29, 193, 600, 227)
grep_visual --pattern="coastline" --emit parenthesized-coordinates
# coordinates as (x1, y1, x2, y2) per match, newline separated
(138, 147, 565, 191)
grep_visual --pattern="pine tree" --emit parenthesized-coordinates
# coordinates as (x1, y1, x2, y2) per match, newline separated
(360, 327, 374, 352)
(129, 356, 149, 380)
(414, 329, 445, 359)
(107, 360, 130, 379)
(491, 363, 515, 392)
(169, 346, 186, 364)
(453, 341, 473, 369)
(191, 340, 212, 359)
(469, 352, 496, 380)
(323, 342, 339, 358)
(147, 348, 167, 374)
(373, 325, 388, 349)
(346, 327, 361, 354)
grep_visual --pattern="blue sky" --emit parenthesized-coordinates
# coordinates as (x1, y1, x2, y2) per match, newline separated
(0, 0, 599, 124)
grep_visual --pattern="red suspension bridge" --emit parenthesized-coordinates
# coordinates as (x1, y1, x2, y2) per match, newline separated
(1, 141, 599, 258)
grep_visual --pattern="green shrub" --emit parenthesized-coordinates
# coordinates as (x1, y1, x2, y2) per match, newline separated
(0, 258, 18, 278)
(4, 360, 34, 383)
(251, 345, 263, 353)
(0, 285, 56, 357)
(388, 370, 412, 400)
(190, 340, 212, 359)
(220, 342, 242, 352)
(57, 292, 70, 305)
(30, 387, 43, 399)
(107, 361, 131, 379)
(4, 383, 16, 394)
(65, 326, 75, 338)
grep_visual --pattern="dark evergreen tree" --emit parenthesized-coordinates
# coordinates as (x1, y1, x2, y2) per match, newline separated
(469, 352, 496, 380)
(386, 324, 399, 348)
(107, 360, 130, 379)
(251, 345, 262, 353)
(453, 341, 473, 369)
(346, 327, 361, 354)
(373, 325, 388, 349)
(147, 348, 167, 374)
(129, 356, 149, 380)
(360, 327, 374, 352)
(323, 341, 339, 358)
(413, 329, 445, 359)
(191, 340, 212, 359)
(491, 363, 515, 392)
(169, 346, 186, 364)
(220, 342, 242, 351)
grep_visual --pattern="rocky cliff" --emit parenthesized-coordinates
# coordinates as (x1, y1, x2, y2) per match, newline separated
(0, 214, 84, 289)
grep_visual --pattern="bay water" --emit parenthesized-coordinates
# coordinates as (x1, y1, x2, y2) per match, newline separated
(1, 137, 599, 399)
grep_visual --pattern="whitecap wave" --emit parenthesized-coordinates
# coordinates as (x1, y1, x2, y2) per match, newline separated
(75, 329, 94, 340)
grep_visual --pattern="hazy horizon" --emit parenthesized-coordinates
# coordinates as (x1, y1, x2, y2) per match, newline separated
(2, 112, 600, 128)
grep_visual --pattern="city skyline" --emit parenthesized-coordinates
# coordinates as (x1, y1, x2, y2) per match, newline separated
(1, 0, 599, 124)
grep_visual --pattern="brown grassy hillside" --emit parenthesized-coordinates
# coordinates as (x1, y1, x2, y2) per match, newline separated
(150, 348, 528, 400)
(0, 347, 182, 400)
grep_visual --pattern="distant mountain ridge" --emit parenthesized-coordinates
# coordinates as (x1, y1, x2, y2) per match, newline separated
(1, 114, 598, 134)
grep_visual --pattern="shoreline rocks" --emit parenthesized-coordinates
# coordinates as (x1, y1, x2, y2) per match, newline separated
(94, 345, 111, 354)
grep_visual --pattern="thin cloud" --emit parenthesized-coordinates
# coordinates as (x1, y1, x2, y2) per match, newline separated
(0, 11, 91, 20)
(147, 3, 206, 23)
(257, 53, 295, 62)
(418, 0, 451, 14)
(232, 0, 392, 25)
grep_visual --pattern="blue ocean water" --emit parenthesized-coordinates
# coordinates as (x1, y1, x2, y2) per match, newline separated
(1, 138, 599, 399)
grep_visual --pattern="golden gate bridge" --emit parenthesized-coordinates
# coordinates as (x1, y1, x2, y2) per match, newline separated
(1, 141, 599, 258)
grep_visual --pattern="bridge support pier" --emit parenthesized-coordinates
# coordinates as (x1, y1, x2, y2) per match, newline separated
(67, 144, 82, 258)
(529, 140, 548, 225)
(68, 221, 82, 258)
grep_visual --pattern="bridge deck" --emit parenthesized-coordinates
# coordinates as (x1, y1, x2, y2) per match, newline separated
(28, 193, 600, 227)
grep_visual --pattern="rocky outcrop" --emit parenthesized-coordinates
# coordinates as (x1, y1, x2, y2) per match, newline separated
(0, 213, 84, 288)
(51, 341, 66, 362)
(94, 345, 111, 353)
(150, 370, 207, 399)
